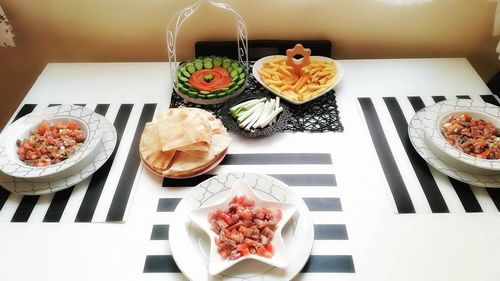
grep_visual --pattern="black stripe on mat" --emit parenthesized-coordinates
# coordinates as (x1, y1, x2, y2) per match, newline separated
(143, 255, 180, 273)
(12, 104, 37, 122)
(157, 198, 180, 212)
(432, 96, 446, 103)
(157, 197, 342, 212)
(358, 98, 415, 213)
(163, 174, 214, 187)
(303, 198, 342, 211)
(408, 96, 426, 112)
(486, 188, 500, 211)
(11, 196, 40, 222)
(94, 104, 110, 116)
(456, 95, 471, 99)
(150, 225, 169, 240)
(75, 104, 132, 222)
(74, 104, 86, 107)
(448, 178, 482, 213)
(430, 96, 483, 213)
(271, 174, 336, 186)
(315, 224, 348, 240)
(0, 188, 10, 212)
(41, 103, 89, 222)
(301, 255, 355, 273)
(48, 104, 61, 107)
(43, 186, 75, 222)
(162, 174, 336, 187)
(480, 95, 500, 106)
(384, 97, 448, 213)
(220, 153, 333, 165)
(106, 104, 157, 221)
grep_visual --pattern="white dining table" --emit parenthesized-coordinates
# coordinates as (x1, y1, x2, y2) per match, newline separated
(0, 58, 498, 281)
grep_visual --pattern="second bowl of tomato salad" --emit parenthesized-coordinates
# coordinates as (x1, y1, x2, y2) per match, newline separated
(0, 105, 104, 182)
(422, 99, 500, 175)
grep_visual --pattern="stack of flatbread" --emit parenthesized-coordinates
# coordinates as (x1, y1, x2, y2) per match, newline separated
(139, 107, 231, 178)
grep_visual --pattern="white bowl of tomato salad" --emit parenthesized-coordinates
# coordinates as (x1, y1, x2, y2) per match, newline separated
(422, 100, 500, 175)
(0, 105, 103, 182)
(187, 179, 297, 276)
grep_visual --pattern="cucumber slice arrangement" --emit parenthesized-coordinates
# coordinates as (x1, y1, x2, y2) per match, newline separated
(176, 56, 247, 100)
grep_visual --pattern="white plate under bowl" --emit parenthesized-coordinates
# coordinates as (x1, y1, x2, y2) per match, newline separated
(169, 172, 314, 281)
(422, 99, 500, 175)
(0, 114, 117, 195)
(409, 109, 500, 187)
(187, 179, 297, 276)
(252, 55, 344, 105)
(0, 105, 104, 181)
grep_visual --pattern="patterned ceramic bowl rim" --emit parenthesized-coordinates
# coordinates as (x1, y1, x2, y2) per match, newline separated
(422, 99, 500, 172)
(0, 105, 103, 179)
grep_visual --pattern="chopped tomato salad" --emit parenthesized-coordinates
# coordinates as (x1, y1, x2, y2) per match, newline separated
(441, 113, 500, 160)
(189, 67, 232, 92)
(17, 121, 86, 167)
(209, 195, 282, 260)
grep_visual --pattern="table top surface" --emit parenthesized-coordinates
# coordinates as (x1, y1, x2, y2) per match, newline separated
(1, 58, 498, 281)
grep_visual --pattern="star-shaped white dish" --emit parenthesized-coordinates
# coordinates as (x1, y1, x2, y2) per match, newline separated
(187, 179, 298, 276)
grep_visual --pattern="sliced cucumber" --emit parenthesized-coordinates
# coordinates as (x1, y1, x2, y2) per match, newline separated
(239, 72, 246, 79)
(236, 67, 244, 74)
(203, 60, 213, 69)
(230, 69, 239, 78)
(187, 64, 196, 74)
(231, 62, 239, 69)
(199, 90, 210, 95)
(237, 79, 245, 86)
(178, 76, 189, 82)
(187, 91, 199, 98)
(227, 66, 233, 73)
(181, 70, 191, 78)
(213, 57, 222, 67)
(194, 60, 203, 70)
(222, 59, 231, 68)
(206, 94, 217, 99)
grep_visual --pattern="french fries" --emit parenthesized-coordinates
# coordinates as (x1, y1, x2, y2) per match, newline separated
(258, 57, 337, 102)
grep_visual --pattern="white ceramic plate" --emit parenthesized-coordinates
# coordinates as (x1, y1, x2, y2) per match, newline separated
(422, 99, 500, 174)
(0, 105, 103, 181)
(0, 114, 117, 195)
(252, 55, 344, 105)
(169, 172, 314, 281)
(187, 179, 297, 276)
(409, 109, 500, 187)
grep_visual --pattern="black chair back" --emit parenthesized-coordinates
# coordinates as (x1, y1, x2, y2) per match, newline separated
(195, 40, 332, 60)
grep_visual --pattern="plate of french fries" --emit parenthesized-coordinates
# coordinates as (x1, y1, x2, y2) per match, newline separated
(252, 55, 344, 105)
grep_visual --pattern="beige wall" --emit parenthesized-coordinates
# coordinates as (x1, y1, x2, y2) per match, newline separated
(1, 0, 499, 127)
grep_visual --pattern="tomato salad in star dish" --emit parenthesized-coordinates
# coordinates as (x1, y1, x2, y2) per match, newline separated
(209, 195, 282, 260)
(441, 113, 500, 160)
(17, 120, 86, 167)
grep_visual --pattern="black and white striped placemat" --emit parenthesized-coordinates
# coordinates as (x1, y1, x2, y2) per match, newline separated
(358, 94, 500, 214)
(142, 153, 356, 280)
(0, 103, 160, 222)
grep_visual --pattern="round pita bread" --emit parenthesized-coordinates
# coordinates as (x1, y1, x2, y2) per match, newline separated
(157, 108, 211, 152)
(140, 108, 231, 178)
(139, 122, 176, 171)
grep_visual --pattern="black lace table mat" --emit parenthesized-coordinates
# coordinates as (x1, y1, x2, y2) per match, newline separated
(169, 63, 343, 133)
